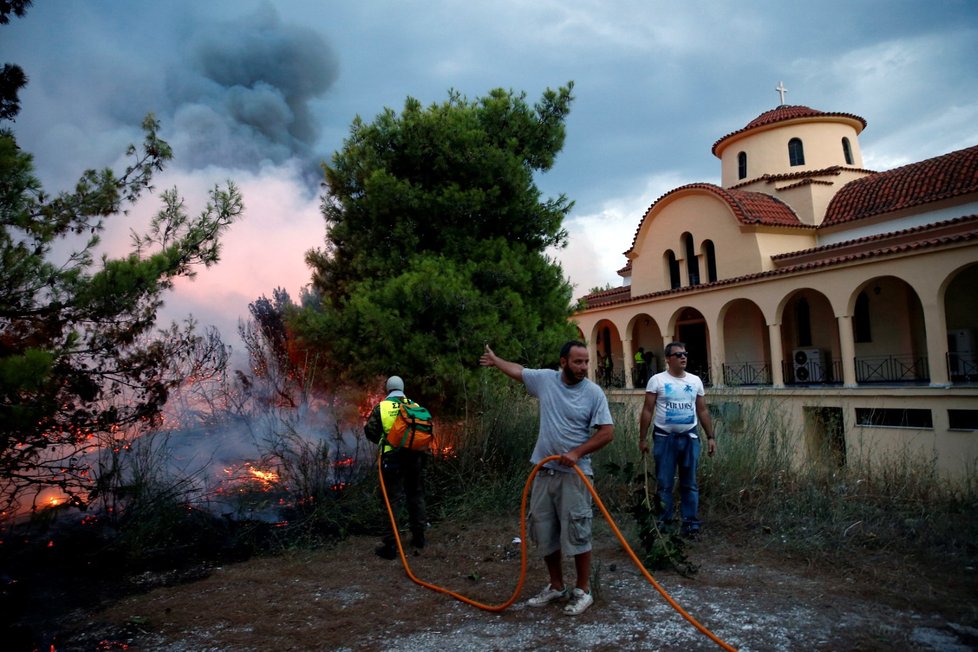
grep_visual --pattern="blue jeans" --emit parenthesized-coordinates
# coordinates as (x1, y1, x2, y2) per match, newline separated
(652, 430, 701, 532)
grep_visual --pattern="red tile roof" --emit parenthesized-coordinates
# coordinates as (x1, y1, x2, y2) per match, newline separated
(626, 184, 807, 253)
(775, 214, 978, 262)
(712, 105, 867, 156)
(581, 215, 978, 309)
(728, 165, 877, 190)
(822, 144, 978, 227)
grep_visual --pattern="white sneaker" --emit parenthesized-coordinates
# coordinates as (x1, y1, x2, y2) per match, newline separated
(527, 584, 567, 607)
(563, 587, 594, 616)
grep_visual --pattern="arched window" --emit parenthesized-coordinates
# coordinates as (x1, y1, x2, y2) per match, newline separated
(854, 291, 872, 342)
(683, 233, 700, 286)
(788, 138, 805, 166)
(704, 240, 717, 282)
(842, 137, 854, 165)
(737, 151, 747, 180)
(667, 251, 681, 289)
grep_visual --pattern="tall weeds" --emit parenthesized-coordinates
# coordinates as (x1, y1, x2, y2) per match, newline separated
(698, 394, 978, 564)
(425, 380, 540, 519)
(35, 382, 974, 571)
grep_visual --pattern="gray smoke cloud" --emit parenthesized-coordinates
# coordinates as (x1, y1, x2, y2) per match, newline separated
(164, 3, 339, 173)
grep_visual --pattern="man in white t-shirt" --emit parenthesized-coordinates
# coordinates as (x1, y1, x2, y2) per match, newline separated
(638, 342, 716, 537)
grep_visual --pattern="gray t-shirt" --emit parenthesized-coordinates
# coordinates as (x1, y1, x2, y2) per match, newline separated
(522, 368, 614, 476)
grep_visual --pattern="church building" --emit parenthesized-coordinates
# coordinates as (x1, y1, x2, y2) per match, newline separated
(572, 86, 978, 479)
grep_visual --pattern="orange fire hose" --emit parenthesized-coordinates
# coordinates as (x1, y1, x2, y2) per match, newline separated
(379, 453, 737, 651)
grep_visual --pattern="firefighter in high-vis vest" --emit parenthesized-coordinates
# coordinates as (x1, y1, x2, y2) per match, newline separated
(635, 347, 648, 386)
(364, 375, 429, 559)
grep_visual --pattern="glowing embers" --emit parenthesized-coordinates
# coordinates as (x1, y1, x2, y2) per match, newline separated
(218, 462, 283, 493)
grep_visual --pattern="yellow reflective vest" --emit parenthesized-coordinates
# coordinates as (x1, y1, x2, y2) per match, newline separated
(378, 398, 402, 453)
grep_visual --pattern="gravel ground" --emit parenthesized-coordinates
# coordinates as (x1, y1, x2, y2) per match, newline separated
(44, 516, 978, 651)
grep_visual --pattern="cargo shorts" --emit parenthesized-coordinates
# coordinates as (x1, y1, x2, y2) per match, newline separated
(527, 468, 593, 557)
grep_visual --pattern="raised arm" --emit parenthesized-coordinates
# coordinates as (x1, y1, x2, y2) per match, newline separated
(479, 343, 524, 383)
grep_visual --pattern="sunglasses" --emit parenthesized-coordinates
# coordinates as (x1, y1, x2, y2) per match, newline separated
(669, 352, 689, 358)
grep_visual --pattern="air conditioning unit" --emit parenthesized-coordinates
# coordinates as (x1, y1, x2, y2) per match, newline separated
(792, 348, 825, 382)
(948, 329, 975, 353)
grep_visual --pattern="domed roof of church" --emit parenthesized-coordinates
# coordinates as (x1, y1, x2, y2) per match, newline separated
(712, 105, 867, 157)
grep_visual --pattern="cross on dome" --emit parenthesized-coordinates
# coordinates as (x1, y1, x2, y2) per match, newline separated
(776, 81, 788, 106)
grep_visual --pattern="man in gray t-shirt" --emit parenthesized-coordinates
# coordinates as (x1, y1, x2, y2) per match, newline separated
(480, 340, 614, 616)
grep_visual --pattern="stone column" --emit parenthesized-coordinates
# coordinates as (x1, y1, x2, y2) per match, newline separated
(709, 325, 725, 388)
(587, 339, 599, 383)
(921, 299, 950, 386)
(837, 314, 857, 387)
(623, 338, 636, 389)
(768, 323, 784, 386)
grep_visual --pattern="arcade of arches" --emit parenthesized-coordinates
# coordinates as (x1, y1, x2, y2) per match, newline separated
(574, 255, 978, 481)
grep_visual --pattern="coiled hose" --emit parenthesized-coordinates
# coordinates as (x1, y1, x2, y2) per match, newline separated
(380, 453, 737, 651)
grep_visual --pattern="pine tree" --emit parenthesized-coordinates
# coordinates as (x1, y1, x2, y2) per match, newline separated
(0, 114, 242, 514)
(295, 84, 579, 411)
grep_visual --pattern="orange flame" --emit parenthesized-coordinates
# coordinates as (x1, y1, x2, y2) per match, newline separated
(248, 466, 280, 487)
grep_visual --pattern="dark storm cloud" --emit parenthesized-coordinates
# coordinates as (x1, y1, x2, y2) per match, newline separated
(165, 3, 339, 171)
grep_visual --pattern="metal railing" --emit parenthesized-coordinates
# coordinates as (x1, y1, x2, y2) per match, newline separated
(600, 352, 978, 388)
(722, 361, 772, 386)
(947, 352, 978, 383)
(855, 354, 929, 383)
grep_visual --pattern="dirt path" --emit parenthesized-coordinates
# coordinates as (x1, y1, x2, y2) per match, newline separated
(46, 517, 978, 651)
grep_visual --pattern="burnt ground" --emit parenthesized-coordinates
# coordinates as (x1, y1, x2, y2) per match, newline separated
(17, 515, 978, 652)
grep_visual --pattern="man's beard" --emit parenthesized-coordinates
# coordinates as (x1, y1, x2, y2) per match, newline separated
(562, 366, 584, 384)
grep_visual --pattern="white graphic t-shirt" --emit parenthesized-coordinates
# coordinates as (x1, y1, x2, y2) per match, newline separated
(646, 370, 705, 436)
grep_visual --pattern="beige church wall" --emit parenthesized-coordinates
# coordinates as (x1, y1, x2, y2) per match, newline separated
(721, 299, 769, 363)
(629, 313, 665, 374)
(719, 120, 864, 188)
(754, 230, 818, 269)
(769, 183, 818, 225)
(630, 193, 765, 296)
(842, 392, 978, 481)
(850, 278, 925, 360)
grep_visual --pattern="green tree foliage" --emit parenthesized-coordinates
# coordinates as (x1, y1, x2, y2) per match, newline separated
(0, 114, 243, 515)
(0, 0, 31, 121)
(295, 84, 579, 410)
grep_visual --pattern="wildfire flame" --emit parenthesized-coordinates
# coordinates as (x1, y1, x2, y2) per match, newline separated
(217, 462, 283, 495)
(248, 466, 280, 488)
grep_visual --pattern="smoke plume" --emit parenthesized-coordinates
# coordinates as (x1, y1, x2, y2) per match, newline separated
(164, 3, 339, 173)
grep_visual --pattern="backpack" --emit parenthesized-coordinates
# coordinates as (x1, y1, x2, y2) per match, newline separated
(385, 398, 434, 451)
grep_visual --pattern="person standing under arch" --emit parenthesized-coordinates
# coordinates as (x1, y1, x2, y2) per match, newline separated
(638, 342, 716, 538)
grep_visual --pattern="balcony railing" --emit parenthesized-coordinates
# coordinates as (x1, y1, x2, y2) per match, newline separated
(947, 352, 978, 383)
(722, 361, 772, 386)
(855, 354, 929, 383)
(604, 352, 973, 389)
